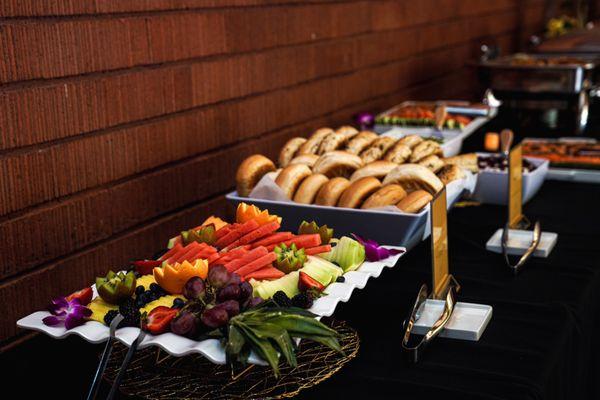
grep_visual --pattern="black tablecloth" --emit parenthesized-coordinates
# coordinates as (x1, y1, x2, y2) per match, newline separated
(3, 180, 600, 400)
(297, 180, 600, 400)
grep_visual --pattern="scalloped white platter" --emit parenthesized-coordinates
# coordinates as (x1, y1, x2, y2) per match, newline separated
(17, 248, 405, 365)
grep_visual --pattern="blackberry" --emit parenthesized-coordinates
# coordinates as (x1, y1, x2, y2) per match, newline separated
(336, 276, 345, 283)
(104, 310, 120, 326)
(135, 297, 146, 309)
(172, 298, 185, 309)
(118, 300, 141, 327)
(135, 285, 145, 296)
(119, 298, 137, 314)
(291, 292, 313, 309)
(272, 291, 292, 307)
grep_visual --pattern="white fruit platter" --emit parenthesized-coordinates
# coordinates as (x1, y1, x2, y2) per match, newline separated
(17, 203, 405, 368)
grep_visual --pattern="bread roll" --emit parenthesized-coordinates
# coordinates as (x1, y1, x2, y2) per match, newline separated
(350, 161, 397, 182)
(437, 164, 465, 185)
(278, 137, 307, 167)
(396, 190, 433, 213)
(418, 155, 445, 173)
(315, 177, 351, 206)
(317, 131, 347, 155)
(297, 128, 333, 155)
(382, 164, 444, 194)
(275, 164, 312, 199)
(443, 153, 479, 173)
(345, 131, 378, 155)
(360, 136, 397, 164)
(312, 151, 363, 178)
(397, 134, 423, 149)
(293, 174, 329, 204)
(236, 154, 276, 197)
(289, 154, 319, 168)
(409, 140, 443, 162)
(384, 142, 412, 164)
(361, 184, 407, 209)
(337, 177, 381, 209)
(336, 125, 359, 139)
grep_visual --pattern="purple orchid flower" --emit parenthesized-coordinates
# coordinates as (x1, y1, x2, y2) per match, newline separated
(42, 297, 92, 330)
(351, 233, 405, 262)
(355, 112, 375, 130)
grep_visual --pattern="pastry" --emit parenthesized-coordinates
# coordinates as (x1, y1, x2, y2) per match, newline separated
(288, 154, 319, 168)
(397, 134, 423, 149)
(437, 164, 465, 184)
(293, 174, 330, 204)
(275, 164, 312, 199)
(315, 177, 351, 206)
(335, 125, 360, 139)
(350, 161, 397, 181)
(396, 190, 433, 213)
(443, 153, 479, 173)
(297, 128, 334, 155)
(409, 140, 443, 162)
(317, 131, 347, 155)
(418, 155, 445, 173)
(384, 142, 412, 164)
(337, 177, 382, 209)
(278, 137, 307, 167)
(312, 151, 364, 178)
(361, 184, 407, 209)
(382, 163, 444, 194)
(236, 154, 276, 197)
(360, 136, 397, 164)
(345, 131, 378, 155)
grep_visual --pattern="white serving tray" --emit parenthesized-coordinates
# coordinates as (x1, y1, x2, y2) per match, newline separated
(380, 127, 464, 157)
(486, 228, 557, 258)
(471, 153, 549, 205)
(546, 167, 600, 184)
(17, 249, 405, 365)
(412, 299, 492, 341)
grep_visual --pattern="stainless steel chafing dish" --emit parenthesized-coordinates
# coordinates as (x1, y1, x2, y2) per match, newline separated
(476, 49, 600, 134)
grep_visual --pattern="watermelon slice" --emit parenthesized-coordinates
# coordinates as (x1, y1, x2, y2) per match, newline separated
(207, 252, 221, 264)
(250, 232, 294, 248)
(238, 221, 281, 246)
(158, 243, 183, 261)
(224, 246, 269, 273)
(285, 234, 321, 249)
(235, 252, 277, 277)
(244, 266, 285, 281)
(210, 245, 250, 265)
(214, 220, 260, 249)
(174, 242, 202, 263)
(304, 244, 332, 255)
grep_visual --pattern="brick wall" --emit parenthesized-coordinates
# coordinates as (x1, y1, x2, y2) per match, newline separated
(0, 0, 546, 347)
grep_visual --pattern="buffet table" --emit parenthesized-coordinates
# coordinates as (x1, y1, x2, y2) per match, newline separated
(295, 179, 600, 400)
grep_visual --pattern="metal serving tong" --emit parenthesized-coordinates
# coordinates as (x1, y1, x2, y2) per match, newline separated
(502, 221, 541, 275)
(107, 328, 147, 400)
(402, 284, 456, 363)
(86, 314, 124, 400)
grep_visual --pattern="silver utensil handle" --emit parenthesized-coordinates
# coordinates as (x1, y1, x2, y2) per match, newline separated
(107, 330, 146, 400)
(86, 314, 124, 400)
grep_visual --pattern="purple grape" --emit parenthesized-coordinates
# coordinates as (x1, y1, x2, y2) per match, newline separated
(245, 297, 264, 309)
(207, 265, 230, 289)
(201, 306, 229, 328)
(227, 273, 242, 286)
(217, 283, 241, 302)
(239, 281, 253, 302)
(183, 276, 206, 300)
(216, 300, 240, 317)
(170, 311, 199, 338)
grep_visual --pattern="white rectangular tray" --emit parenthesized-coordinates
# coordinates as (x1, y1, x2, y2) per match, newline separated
(412, 299, 492, 341)
(546, 167, 600, 184)
(17, 249, 405, 365)
(486, 228, 557, 258)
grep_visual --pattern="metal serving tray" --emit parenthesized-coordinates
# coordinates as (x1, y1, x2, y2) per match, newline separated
(478, 53, 599, 94)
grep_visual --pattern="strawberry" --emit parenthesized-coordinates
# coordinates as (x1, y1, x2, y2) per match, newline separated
(66, 287, 93, 306)
(142, 306, 178, 335)
(298, 271, 325, 292)
(131, 259, 162, 275)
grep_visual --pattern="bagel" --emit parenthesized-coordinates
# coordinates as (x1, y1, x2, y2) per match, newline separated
(293, 174, 329, 204)
(360, 136, 397, 164)
(383, 142, 412, 164)
(236, 154, 276, 197)
(289, 154, 319, 168)
(361, 184, 407, 209)
(345, 131, 378, 155)
(315, 177, 351, 206)
(382, 164, 444, 194)
(418, 155, 445, 173)
(336, 125, 360, 139)
(396, 190, 433, 213)
(275, 164, 312, 199)
(397, 134, 424, 149)
(437, 164, 465, 185)
(317, 131, 347, 155)
(337, 177, 382, 209)
(443, 153, 479, 173)
(278, 137, 307, 167)
(409, 140, 443, 162)
(297, 128, 334, 155)
(312, 151, 364, 178)
(350, 161, 397, 182)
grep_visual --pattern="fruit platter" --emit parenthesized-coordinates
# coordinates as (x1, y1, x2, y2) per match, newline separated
(17, 203, 404, 374)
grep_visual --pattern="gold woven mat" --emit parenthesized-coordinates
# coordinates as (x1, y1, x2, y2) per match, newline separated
(102, 319, 359, 399)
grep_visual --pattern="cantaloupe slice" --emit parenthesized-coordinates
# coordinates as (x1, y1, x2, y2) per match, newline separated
(236, 203, 282, 226)
(197, 216, 228, 231)
(153, 259, 208, 294)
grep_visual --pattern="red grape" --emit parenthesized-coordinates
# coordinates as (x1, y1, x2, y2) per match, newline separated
(239, 281, 253, 302)
(207, 265, 230, 288)
(183, 277, 206, 300)
(170, 311, 199, 338)
(201, 306, 229, 328)
(217, 284, 241, 302)
(216, 300, 240, 317)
